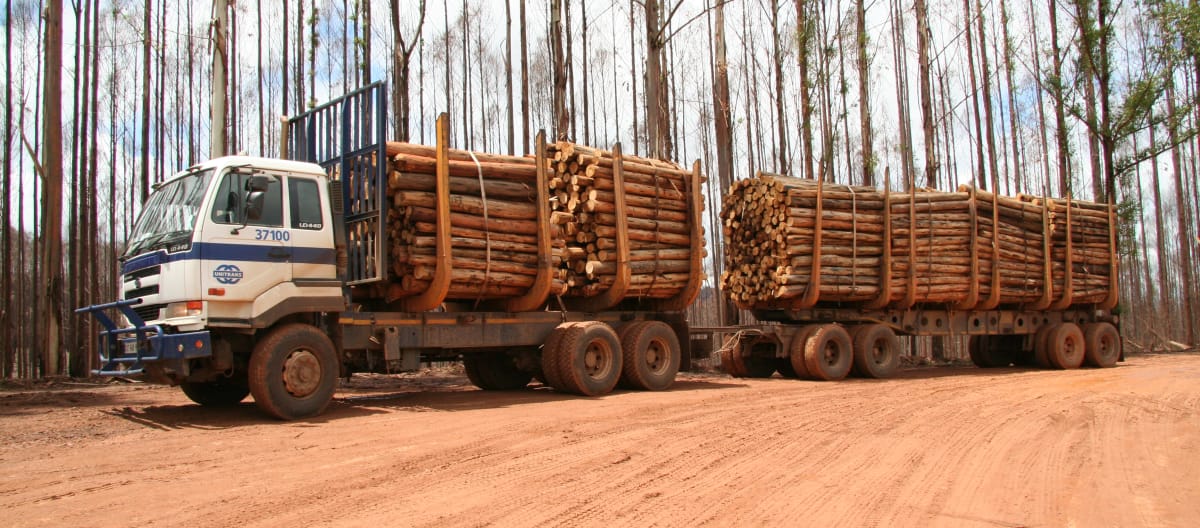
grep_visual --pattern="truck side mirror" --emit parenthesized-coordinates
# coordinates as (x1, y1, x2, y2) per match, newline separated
(246, 174, 273, 192)
(245, 190, 266, 221)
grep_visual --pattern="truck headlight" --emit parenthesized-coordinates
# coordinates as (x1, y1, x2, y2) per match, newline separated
(165, 301, 204, 319)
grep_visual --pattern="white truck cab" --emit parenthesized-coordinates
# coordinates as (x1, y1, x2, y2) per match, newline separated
(120, 156, 344, 333)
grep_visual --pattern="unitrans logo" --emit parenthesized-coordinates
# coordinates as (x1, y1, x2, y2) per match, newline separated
(213, 264, 244, 285)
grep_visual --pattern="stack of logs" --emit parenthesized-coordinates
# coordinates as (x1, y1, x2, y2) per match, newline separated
(383, 140, 703, 305)
(386, 141, 568, 301)
(720, 173, 1116, 311)
(545, 142, 704, 299)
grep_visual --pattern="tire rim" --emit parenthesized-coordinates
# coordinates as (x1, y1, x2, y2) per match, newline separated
(282, 349, 322, 398)
(871, 342, 888, 366)
(822, 342, 841, 366)
(584, 340, 614, 380)
(644, 338, 668, 375)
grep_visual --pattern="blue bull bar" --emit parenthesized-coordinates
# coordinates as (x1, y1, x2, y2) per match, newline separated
(75, 299, 212, 375)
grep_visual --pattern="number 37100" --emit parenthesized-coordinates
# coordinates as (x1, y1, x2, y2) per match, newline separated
(254, 229, 290, 242)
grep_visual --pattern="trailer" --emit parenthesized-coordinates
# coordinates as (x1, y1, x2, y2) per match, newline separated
(77, 83, 706, 419)
(715, 173, 1122, 380)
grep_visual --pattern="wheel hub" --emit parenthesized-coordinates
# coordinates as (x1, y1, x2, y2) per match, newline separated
(584, 342, 611, 379)
(282, 349, 322, 397)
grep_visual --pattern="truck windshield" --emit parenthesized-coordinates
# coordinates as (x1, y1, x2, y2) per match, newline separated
(124, 168, 215, 257)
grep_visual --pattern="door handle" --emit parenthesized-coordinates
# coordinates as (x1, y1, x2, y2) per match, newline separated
(268, 248, 291, 260)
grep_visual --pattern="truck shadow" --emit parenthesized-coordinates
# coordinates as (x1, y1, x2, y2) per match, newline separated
(98, 378, 742, 429)
(328, 378, 741, 416)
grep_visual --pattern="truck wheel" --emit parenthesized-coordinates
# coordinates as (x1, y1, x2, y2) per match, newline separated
(464, 354, 534, 390)
(248, 323, 339, 420)
(180, 378, 250, 407)
(540, 323, 575, 390)
(1045, 323, 1086, 369)
(618, 321, 681, 391)
(1033, 325, 1055, 368)
(553, 322, 623, 396)
(803, 324, 854, 381)
(851, 324, 900, 379)
(787, 325, 822, 380)
(1082, 322, 1120, 368)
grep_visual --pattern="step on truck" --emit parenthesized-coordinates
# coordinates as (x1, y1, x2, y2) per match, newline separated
(78, 83, 707, 419)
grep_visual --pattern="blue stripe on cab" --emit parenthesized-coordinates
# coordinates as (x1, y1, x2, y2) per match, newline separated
(122, 242, 336, 275)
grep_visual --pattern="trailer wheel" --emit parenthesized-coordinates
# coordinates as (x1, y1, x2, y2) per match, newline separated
(618, 321, 681, 391)
(180, 378, 250, 407)
(787, 325, 822, 380)
(464, 354, 533, 390)
(1033, 325, 1055, 368)
(1082, 323, 1120, 368)
(540, 324, 575, 390)
(248, 323, 339, 420)
(803, 324, 854, 381)
(553, 322, 623, 396)
(851, 324, 900, 379)
(1045, 323, 1086, 369)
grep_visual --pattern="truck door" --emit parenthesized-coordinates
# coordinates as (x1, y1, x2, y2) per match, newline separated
(286, 175, 337, 280)
(201, 169, 291, 304)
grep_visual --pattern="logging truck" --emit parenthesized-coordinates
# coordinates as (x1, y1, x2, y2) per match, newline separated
(77, 83, 1122, 420)
(77, 83, 706, 419)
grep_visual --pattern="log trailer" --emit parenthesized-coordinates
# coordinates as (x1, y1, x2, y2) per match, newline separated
(77, 83, 705, 419)
(714, 174, 1122, 380)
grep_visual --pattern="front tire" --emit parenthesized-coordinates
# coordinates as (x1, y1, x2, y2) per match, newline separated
(248, 323, 339, 420)
(180, 378, 250, 407)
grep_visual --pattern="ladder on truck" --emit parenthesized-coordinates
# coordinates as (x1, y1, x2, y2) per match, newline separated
(283, 82, 389, 286)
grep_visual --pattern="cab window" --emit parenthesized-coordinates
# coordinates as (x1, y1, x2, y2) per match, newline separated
(289, 178, 324, 230)
(211, 170, 283, 226)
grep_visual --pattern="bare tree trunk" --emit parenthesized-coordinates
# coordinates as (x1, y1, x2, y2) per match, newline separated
(962, 0, 986, 190)
(43, 0, 65, 376)
(630, 0, 640, 156)
(1166, 80, 1197, 345)
(505, 0, 514, 154)
(794, 0, 814, 179)
(140, 0, 151, 203)
(1048, 0, 1070, 196)
(644, 0, 672, 160)
(551, 0, 569, 140)
(390, 0, 428, 142)
(973, 0, 1001, 193)
(283, 0, 290, 116)
(213, 0, 228, 157)
(520, 0, 529, 154)
(2, 0, 11, 378)
(891, 0, 914, 190)
(362, 0, 371, 85)
(581, 0, 591, 145)
(915, 0, 936, 189)
(855, 0, 873, 186)
(999, 0, 1023, 194)
(769, 0, 788, 172)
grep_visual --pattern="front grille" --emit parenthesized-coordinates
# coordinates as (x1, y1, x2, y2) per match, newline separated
(125, 265, 161, 281)
(125, 285, 159, 299)
(132, 304, 164, 322)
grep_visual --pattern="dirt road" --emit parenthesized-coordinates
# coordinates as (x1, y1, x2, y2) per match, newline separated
(2, 353, 1198, 527)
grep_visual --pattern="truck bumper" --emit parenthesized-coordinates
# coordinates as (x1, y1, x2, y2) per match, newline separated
(76, 299, 212, 376)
